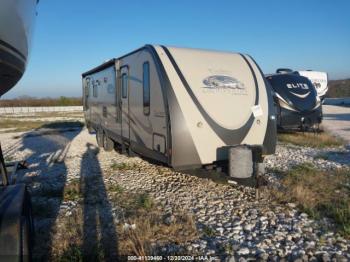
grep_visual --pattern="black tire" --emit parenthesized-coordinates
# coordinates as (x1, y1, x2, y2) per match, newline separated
(86, 123, 94, 134)
(96, 129, 104, 147)
(128, 146, 137, 157)
(103, 133, 114, 151)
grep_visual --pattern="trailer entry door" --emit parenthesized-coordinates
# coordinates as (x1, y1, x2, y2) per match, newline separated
(116, 69, 122, 124)
(121, 66, 130, 143)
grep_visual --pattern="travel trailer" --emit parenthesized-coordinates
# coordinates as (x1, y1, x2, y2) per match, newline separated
(266, 72, 322, 130)
(297, 70, 328, 101)
(82, 45, 277, 179)
(0, 0, 38, 96)
(275, 69, 328, 101)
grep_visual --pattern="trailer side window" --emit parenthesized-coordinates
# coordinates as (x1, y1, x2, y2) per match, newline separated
(143, 62, 150, 115)
(122, 73, 128, 98)
(85, 78, 90, 97)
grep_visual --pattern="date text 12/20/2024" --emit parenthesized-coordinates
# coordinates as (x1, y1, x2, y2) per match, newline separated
(127, 255, 218, 261)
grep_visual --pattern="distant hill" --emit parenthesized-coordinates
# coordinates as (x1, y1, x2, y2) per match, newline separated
(326, 79, 350, 98)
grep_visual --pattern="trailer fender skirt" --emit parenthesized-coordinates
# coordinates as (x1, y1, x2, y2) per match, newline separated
(0, 184, 27, 257)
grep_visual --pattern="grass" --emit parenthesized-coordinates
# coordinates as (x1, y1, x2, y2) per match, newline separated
(118, 210, 197, 256)
(63, 179, 82, 202)
(109, 190, 155, 217)
(49, 209, 85, 261)
(49, 183, 198, 260)
(202, 225, 216, 237)
(107, 183, 125, 194)
(55, 244, 84, 262)
(0, 118, 84, 133)
(110, 162, 139, 171)
(109, 187, 197, 256)
(0, 119, 44, 132)
(270, 163, 350, 237)
(135, 193, 154, 210)
(278, 131, 344, 148)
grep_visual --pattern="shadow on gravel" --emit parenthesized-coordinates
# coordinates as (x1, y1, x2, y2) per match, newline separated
(16, 128, 82, 260)
(182, 168, 229, 185)
(39, 121, 84, 129)
(79, 143, 119, 261)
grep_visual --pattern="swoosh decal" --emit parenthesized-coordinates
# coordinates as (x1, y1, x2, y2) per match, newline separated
(161, 46, 258, 145)
(290, 91, 310, 98)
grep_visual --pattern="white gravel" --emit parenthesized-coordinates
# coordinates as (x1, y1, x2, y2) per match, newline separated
(0, 127, 349, 260)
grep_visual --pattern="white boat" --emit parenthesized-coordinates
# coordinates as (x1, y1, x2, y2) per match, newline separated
(0, 0, 38, 96)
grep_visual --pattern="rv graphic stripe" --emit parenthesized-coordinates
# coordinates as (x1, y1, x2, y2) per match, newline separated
(0, 39, 26, 61)
(239, 54, 259, 105)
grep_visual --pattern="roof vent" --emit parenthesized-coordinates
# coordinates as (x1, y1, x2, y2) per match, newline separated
(276, 68, 294, 74)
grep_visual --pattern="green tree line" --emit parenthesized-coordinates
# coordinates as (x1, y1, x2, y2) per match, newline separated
(326, 79, 350, 98)
(0, 96, 82, 107)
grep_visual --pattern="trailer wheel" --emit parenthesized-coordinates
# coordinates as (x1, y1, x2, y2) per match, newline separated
(96, 130, 104, 147)
(103, 133, 114, 152)
(86, 122, 94, 134)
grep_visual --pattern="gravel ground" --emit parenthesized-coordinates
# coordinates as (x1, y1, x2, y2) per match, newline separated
(323, 105, 350, 144)
(265, 143, 350, 171)
(1, 127, 350, 261)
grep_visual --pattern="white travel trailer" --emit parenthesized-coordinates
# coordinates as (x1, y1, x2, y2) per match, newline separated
(297, 70, 328, 101)
(82, 45, 277, 178)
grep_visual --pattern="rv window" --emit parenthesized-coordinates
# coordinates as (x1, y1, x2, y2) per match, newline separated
(85, 78, 90, 97)
(122, 73, 128, 98)
(143, 62, 150, 115)
(92, 80, 98, 97)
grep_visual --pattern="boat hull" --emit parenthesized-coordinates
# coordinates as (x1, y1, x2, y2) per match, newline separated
(0, 0, 37, 96)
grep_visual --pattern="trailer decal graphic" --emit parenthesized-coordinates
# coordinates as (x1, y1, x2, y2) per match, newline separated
(289, 91, 311, 98)
(203, 75, 245, 90)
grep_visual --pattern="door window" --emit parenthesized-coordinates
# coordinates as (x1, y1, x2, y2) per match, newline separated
(122, 73, 128, 98)
(92, 80, 98, 97)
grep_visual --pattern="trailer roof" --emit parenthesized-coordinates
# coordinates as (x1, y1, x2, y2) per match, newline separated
(81, 58, 116, 77)
(81, 45, 242, 77)
(82, 45, 149, 77)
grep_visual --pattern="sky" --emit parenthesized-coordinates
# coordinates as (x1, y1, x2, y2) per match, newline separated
(4, 0, 350, 98)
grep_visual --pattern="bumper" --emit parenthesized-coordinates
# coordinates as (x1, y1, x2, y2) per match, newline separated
(277, 106, 322, 130)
